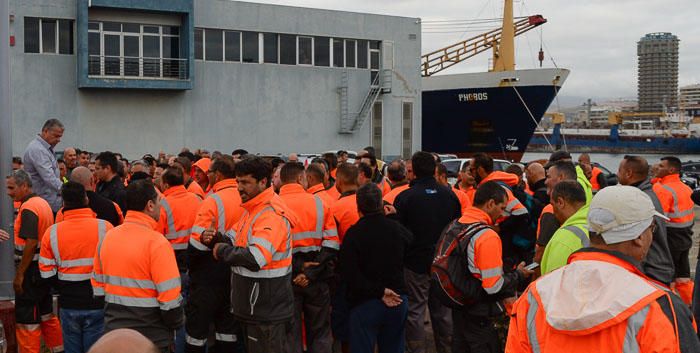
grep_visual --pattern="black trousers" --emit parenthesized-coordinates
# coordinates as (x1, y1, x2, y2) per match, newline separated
(15, 263, 53, 324)
(287, 281, 333, 353)
(242, 320, 291, 353)
(451, 310, 501, 353)
(185, 283, 243, 353)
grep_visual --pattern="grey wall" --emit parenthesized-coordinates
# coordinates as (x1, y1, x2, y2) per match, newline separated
(10, 0, 421, 159)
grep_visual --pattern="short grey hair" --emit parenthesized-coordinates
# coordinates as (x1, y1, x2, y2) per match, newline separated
(42, 118, 64, 131)
(8, 169, 32, 187)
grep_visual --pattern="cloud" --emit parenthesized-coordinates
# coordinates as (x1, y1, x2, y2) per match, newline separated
(248, 0, 700, 98)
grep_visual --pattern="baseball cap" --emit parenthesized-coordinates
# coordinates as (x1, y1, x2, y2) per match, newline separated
(193, 157, 212, 174)
(587, 185, 668, 244)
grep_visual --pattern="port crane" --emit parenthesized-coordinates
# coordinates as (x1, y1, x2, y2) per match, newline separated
(421, 0, 547, 77)
(607, 111, 665, 125)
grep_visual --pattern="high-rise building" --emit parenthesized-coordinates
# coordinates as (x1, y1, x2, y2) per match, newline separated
(637, 32, 679, 111)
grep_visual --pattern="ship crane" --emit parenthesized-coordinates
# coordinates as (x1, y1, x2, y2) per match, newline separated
(421, 1, 547, 77)
(607, 111, 665, 125)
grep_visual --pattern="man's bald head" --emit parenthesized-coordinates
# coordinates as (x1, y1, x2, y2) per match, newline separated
(526, 162, 545, 185)
(70, 166, 96, 191)
(88, 329, 159, 353)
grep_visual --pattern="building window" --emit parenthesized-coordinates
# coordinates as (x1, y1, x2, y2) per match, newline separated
(357, 40, 368, 69)
(371, 101, 383, 158)
(24, 17, 73, 54)
(314, 37, 330, 67)
(225, 31, 241, 62)
(345, 39, 356, 68)
(195, 28, 203, 60)
(298, 36, 313, 65)
(333, 38, 344, 67)
(88, 21, 184, 79)
(205, 29, 223, 61)
(279, 34, 296, 65)
(370, 41, 381, 83)
(264, 33, 279, 64)
(242, 31, 259, 63)
(402, 102, 413, 158)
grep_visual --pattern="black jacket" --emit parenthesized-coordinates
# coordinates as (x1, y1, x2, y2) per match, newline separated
(529, 178, 549, 206)
(339, 214, 413, 307)
(96, 176, 126, 213)
(393, 177, 462, 274)
(87, 191, 122, 227)
(633, 179, 674, 285)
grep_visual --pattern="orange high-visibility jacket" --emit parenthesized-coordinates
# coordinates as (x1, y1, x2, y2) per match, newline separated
(307, 183, 336, 208)
(377, 178, 392, 196)
(231, 187, 297, 277)
(92, 211, 183, 347)
(383, 184, 410, 205)
(40, 208, 111, 282)
(189, 179, 244, 251)
(459, 207, 508, 294)
(326, 185, 341, 201)
(14, 195, 54, 262)
(331, 191, 360, 242)
(653, 174, 695, 229)
(157, 185, 202, 251)
(506, 250, 695, 353)
(186, 179, 206, 200)
(480, 171, 528, 220)
(590, 167, 603, 192)
(453, 188, 471, 213)
(279, 184, 340, 254)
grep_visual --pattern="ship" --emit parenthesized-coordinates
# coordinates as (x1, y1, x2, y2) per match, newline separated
(420, 0, 569, 162)
(527, 110, 700, 153)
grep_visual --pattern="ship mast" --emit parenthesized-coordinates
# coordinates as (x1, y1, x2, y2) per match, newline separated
(492, 0, 515, 72)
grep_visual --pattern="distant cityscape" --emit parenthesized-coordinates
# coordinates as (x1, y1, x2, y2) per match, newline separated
(544, 32, 700, 132)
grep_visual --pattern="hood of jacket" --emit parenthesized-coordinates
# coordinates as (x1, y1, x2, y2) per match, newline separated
(534, 250, 663, 335)
(481, 171, 519, 187)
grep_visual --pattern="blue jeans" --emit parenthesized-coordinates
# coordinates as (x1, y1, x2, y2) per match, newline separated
(348, 296, 408, 353)
(59, 308, 104, 353)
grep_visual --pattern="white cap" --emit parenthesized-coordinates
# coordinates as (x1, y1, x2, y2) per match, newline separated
(587, 185, 668, 244)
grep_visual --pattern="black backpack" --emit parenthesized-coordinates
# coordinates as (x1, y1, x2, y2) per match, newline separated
(431, 220, 492, 308)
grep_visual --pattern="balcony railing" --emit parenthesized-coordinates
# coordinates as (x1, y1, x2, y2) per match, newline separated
(88, 55, 188, 80)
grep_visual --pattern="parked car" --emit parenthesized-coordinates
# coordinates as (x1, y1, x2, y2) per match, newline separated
(442, 158, 512, 186)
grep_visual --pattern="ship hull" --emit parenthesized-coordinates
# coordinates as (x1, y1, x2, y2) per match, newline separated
(421, 68, 569, 162)
(528, 134, 700, 154)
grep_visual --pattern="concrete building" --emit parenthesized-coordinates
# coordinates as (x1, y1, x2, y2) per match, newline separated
(637, 32, 679, 111)
(680, 84, 700, 118)
(8, 0, 422, 160)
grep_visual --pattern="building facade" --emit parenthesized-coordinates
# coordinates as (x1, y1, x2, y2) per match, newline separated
(9, 0, 422, 159)
(637, 32, 679, 112)
(680, 84, 700, 118)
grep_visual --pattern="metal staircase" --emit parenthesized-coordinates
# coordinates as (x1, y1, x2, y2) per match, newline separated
(339, 69, 390, 134)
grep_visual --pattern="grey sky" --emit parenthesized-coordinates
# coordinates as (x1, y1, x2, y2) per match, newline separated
(247, 0, 700, 100)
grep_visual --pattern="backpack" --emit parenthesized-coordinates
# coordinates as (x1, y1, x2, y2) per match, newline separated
(431, 220, 492, 308)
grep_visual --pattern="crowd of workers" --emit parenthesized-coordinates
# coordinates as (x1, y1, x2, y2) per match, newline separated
(3, 118, 700, 353)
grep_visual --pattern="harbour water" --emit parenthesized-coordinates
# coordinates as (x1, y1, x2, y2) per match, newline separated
(522, 152, 700, 170)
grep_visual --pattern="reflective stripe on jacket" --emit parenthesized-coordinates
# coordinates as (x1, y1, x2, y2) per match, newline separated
(459, 207, 506, 294)
(189, 179, 244, 251)
(480, 171, 528, 218)
(279, 184, 339, 253)
(158, 185, 202, 251)
(40, 209, 110, 281)
(653, 174, 695, 228)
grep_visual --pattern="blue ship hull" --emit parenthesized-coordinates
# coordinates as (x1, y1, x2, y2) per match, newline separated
(528, 132, 700, 154)
(422, 84, 561, 161)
